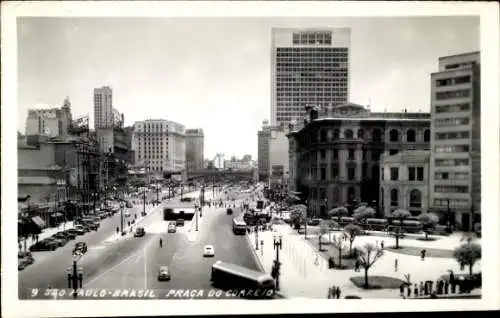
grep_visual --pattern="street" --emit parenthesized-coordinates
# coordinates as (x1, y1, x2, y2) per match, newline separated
(19, 189, 260, 299)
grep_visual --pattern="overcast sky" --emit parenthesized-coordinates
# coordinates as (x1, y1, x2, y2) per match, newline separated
(17, 16, 479, 159)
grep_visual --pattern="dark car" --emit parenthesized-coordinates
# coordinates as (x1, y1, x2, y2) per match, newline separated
(54, 231, 75, 241)
(83, 221, 99, 231)
(176, 218, 185, 226)
(68, 228, 85, 236)
(49, 237, 68, 247)
(61, 230, 77, 240)
(75, 225, 91, 233)
(73, 242, 88, 255)
(226, 208, 233, 215)
(134, 227, 146, 237)
(29, 239, 58, 251)
(126, 201, 133, 208)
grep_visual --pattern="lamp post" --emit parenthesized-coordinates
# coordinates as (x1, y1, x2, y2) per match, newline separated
(273, 233, 283, 291)
(304, 199, 308, 240)
(195, 204, 199, 231)
(142, 184, 146, 217)
(255, 223, 259, 250)
(67, 254, 83, 299)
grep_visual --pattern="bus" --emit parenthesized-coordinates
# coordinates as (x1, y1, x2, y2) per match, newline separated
(232, 218, 247, 235)
(210, 261, 275, 299)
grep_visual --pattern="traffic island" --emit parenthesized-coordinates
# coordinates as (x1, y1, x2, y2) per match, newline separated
(305, 237, 356, 270)
(350, 276, 407, 290)
(387, 245, 454, 258)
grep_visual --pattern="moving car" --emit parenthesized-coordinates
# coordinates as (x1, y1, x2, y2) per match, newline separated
(226, 208, 233, 215)
(203, 245, 215, 257)
(134, 227, 146, 237)
(73, 242, 88, 255)
(68, 228, 86, 236)
(124, 211, 131, 217)
(167, 222, 177, 233)
(157, 265, 171, 281)
(126, 201, 133, 208)
(176, 218, 185, 227)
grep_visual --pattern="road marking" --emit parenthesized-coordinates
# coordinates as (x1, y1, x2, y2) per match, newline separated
(84, 235, 157, 287)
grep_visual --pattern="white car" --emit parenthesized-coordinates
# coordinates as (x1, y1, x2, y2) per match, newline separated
(124, 211, 131, 217)
(203, 245, 215, 257)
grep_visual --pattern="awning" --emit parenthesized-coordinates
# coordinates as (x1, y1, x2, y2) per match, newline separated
(31, 216, 46, 228)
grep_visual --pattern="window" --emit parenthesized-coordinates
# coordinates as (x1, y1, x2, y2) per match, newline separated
(424, 129, 430, 142)
(320, 130, 327, 141)
(435, 117, 470, 127)
(435, 145, 470, 153)
(331, 164, 339, 179)
(332, 149, 339, 160)
(434, 186, 469, 193)
(390, 189, 398, 207)
(347, 167, 356, 180)
(333, 129, 340, 140)
(389, 149, 399, 155)
(362, 162, 368, 179)
(348, 148, 355, 160)
(454, 75, 471, 84)
(406, 129, 416, 142)
(344, 129, 354, 139)
(434, 199, 469, 208)
(436, 89, 470, 100)
(389, 129, 399, 142)
(435, 132, 470, 140)
(409, 189, 422, 210)
(390, 167, 399, 181)
(435, 103, 470, 113)
(348, 187, 356, 202)
(357, 129, 364, 140)
(381, 167, 384, 181)
(435, 172, 468, 180)
(417, 167, 424, 181)
(380, 188, 384, 207)
(362, 149, 368, 160)
(372, 128, 383, 142)
(319, 149, 326, 160)
(408, 167, 416, 181)
(372, 150, 382, 161)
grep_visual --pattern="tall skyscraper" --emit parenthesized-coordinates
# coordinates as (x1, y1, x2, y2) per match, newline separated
(429, 51, 481, 231)
(25, 97, 73, 138)
(185, 128, 205, 173)
(257, 120, 271, 180)
(271, 28, 351, 126)
(131, 119, 186, 175)
(93, 86, 113, 129)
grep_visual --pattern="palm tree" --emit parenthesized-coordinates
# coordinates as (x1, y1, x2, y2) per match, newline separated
(329, 206, 348, 224)
(391, 208, 411, 249)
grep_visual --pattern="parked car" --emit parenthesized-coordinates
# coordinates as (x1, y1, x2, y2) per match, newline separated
(50, 237, 68, 247)
(68, 228, 85, 236)
(203, 245, 215, 257)
(54, 231, 75, 241)
(126, 201, 133, 208)
(167, 222, 177, 233)
(29, 239, 58, 251)
(75, 225, 91, 233)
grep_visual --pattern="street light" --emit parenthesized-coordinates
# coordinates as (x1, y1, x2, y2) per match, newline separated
(255, 223, 259, 250)
(195, 204, 199, 231)
(304, 200, 308, 239)
(273, 233, 283, 291)
(67, 254, 83, 299)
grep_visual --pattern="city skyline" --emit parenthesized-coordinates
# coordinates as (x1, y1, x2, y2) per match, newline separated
(17, 17, 479, 160)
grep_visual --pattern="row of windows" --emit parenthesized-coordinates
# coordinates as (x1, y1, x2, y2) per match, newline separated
(277, 47, 348, 53)
(276, 61, 348, 67)
(435, 145, 470, 153)
(302, 163, 378, 182)
(384, 167, 425, 181)
(435, 131, 470, 140)
(434, 185, 469, 193)
(292, 31, 333, 45)
(435, 75, 471, 87)
(435, 89, 470, 100)
(434, 172, 469, 180)
(434, 199, 469, 208)
(434, 117, 470, 126)
(312, 128, 431, 143)
(435, 158, 469, 167)
(435, 103, 470, 113)
(381, 188, 423, 208)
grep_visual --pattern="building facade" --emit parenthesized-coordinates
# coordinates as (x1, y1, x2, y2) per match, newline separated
(269, 126, 290, 190)
(271, 28, 351, 126)
(380, 150, 430, 217)
(185, 128, 205, 174)
(288, 103, 431, 218)
(93, 86, 113, 129)
(131, 119, 186, 177)
(25, 98, 73, 138)
(257, 120, 271, 180)
(429, 51, 481, 231)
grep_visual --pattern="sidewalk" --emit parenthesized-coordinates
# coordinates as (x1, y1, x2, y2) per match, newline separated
(20, 221, 75, 251)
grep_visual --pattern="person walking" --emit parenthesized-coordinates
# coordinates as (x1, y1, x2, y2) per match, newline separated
(335, 286, 341, 299)
(407, 284, 411, 298)
(421, 249, 427, 261)
(394, 258, 398, 272)
(413, 284, 419, 297)
(419, 281, 424, 295)
(380, 240, 385, 249)
(399, 283, 405, 297)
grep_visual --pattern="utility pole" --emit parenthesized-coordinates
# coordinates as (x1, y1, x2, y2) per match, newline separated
(255, 224, 259, 250)
(143, 185, 146, 216)
(273, 234, 282, 291)
(120, 190, 124, 235)
(196, 204, 199, 231)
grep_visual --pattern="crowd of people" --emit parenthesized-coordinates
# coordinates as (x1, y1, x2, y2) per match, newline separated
(400, 271, 476, 299)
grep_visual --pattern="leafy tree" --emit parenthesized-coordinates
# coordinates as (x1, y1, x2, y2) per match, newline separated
(330, 233, 348, 268)
(318, 222, 329, 251)
(329, 206, 348, 224)
(344, 223, 363, 256)
(357, 242, 385, 288)
(289, 204, 307, 231)
(391, 208, 411, 249)
(417, 212, 439, 240)
(453, 242, 481, 278)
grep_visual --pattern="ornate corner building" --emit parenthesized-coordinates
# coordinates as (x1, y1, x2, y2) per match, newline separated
(287, 103, 431, 218)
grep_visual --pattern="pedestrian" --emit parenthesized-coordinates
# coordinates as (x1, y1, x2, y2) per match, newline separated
(419, 281, 424, 295)
(394, 258, 398, 272)
(327, 287, 333, 299)
(413, 284, 419, 297)
(444, 280, 449, 295)
(421, 249, 426, 261)
(399, 283, 405, 297)
(355, 259, 360, 272)
(407, 284, 411, 298)
(424, 281, 428, 295)
(380, 241, 385, 249)
(335, 286, 341, 299)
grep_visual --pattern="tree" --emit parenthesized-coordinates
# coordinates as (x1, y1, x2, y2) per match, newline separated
(357, 242, 385, 288)
(417, 212, 439, 240)
(289, 204, 307, 231)
(344, 224, 363, 256)
(329, 206, 348, 224)
(331, 233, 348, 268)
(453, 242, 481, 278)
(318, 222, 329, 251)
(391, 209, 411, 249)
